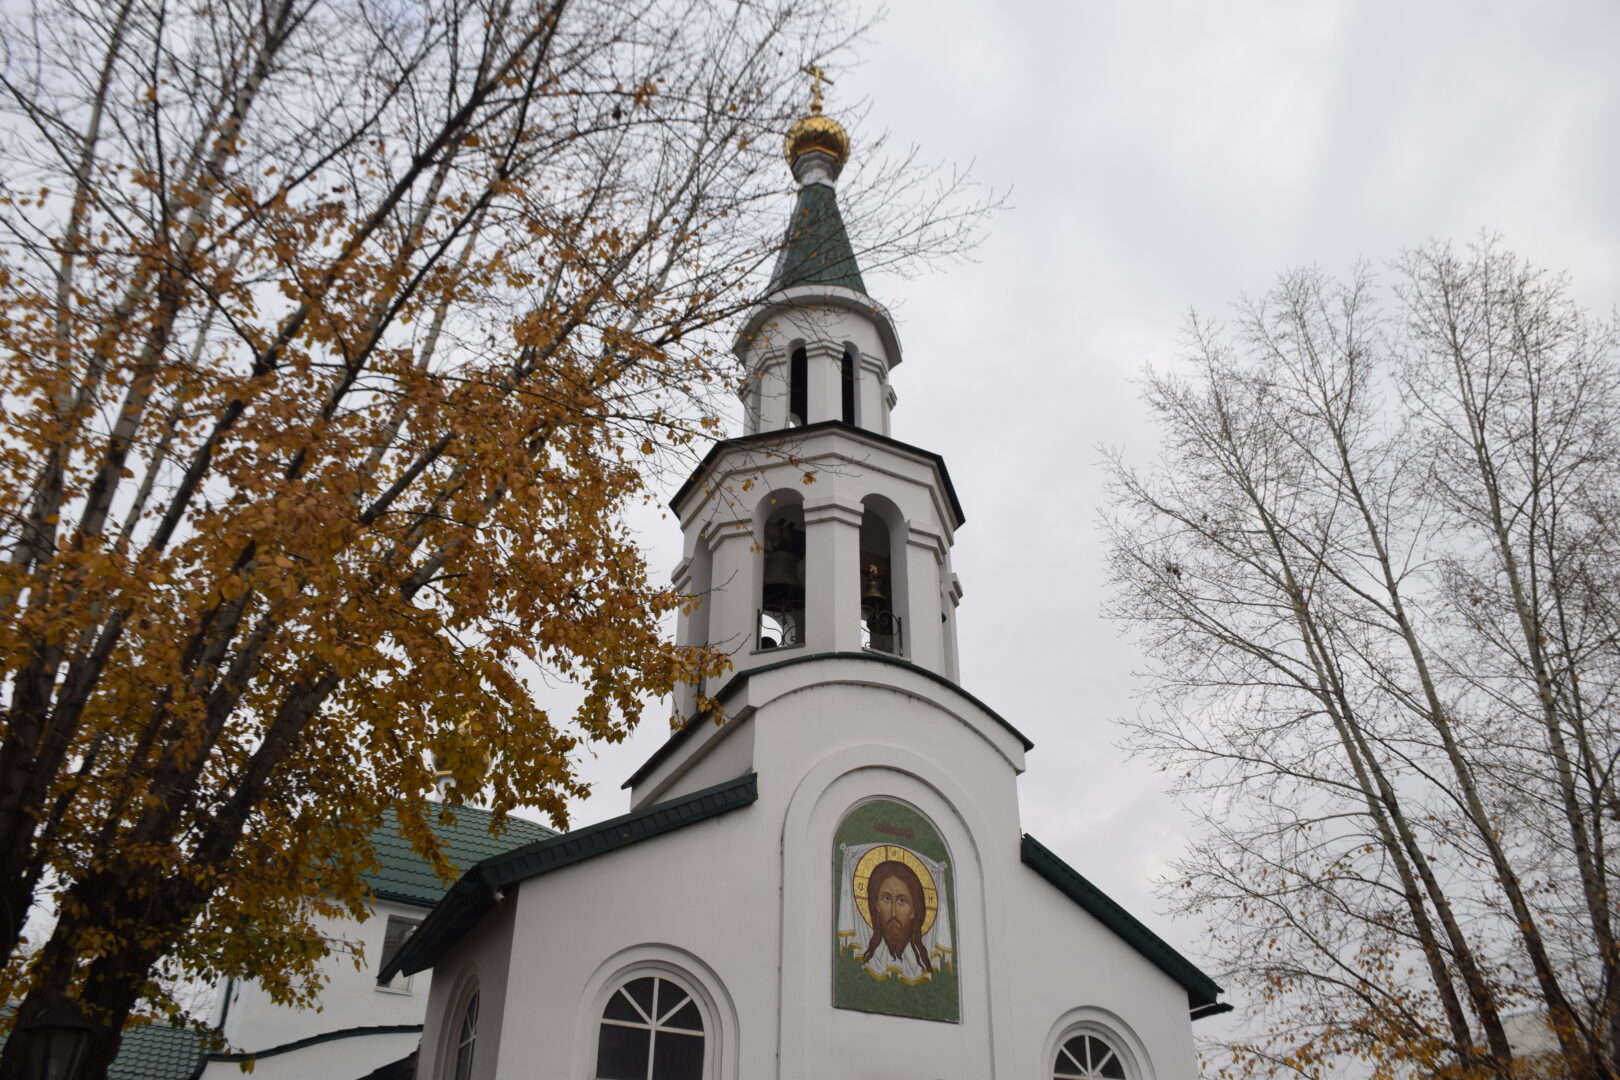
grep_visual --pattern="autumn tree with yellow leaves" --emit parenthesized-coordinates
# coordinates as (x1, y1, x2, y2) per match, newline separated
(1105, 243, 1620, 1079)
(0, 0, 983, 1073)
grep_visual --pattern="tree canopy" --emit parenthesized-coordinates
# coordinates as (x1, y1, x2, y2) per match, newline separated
(1107, 242, 1620, 1079)
(0, 0, 985, 1073)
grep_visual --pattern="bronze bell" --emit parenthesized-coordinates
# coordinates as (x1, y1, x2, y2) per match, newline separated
(764, 549, 803, 589)
(862, 563, 888, 603)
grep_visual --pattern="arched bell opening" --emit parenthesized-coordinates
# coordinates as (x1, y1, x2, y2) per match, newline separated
(758, 495, 806, 650)
(788, 346, 808, 427)
(859, 496, 908, 656)
(686, 534, 714, 647)
(840, 347, 858, 425)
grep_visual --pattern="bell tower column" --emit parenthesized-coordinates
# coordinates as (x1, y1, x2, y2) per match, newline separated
(805, 340, 846, 426)
(902, 529, 947, 671)
(803, 498, 865, 652)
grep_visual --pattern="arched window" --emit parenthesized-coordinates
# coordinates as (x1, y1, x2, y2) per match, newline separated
(840, 349, 856, 424)
(788, 347, 807, 426)
(451, 991, 478, 1080)
(759, 499, 805, 649)
(594, 974, 706, 1080)
(1052, 1032, 1127, 1080)
(858, 499, 905, 655)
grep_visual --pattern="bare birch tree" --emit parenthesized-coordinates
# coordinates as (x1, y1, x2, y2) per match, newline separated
(0, 0, 987, 1073)
(1104, 241, 1620, 1079)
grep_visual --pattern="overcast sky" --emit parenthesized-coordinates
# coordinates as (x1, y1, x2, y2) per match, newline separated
(554, 0, 1620, 1033)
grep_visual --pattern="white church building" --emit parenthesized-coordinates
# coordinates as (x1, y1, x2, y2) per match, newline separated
(376, 101, 1227, 1080)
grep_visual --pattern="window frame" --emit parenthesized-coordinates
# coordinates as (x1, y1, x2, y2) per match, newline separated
(436, 976, 481, 1080)
(1042, 1012, 1153, 1080)
(593, 974, 707, 1080)
(453, 991, 479, 1080)
(574, 950, 736, 1080)
(376, 913, 422, 994)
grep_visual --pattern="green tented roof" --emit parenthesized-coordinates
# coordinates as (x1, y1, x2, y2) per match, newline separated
(767, 183, 866, 295)
(366, 804, 556, 908)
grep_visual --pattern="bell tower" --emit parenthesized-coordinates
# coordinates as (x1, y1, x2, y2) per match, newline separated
(668, 83, 966, 723)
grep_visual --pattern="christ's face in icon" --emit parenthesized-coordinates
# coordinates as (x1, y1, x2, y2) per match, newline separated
(873, 870, 919, 957)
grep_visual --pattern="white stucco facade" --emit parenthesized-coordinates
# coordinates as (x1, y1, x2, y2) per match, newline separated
(410, 661, 1206, 1080)
(198, 897, 435, 1079)
(396, 112, 1221, 1080)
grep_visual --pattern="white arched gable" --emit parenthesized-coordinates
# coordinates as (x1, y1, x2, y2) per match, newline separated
(1042, 1007, 1156, 1080)
(776, 742, 1002, 1079)
(572, 944, 739, 1080)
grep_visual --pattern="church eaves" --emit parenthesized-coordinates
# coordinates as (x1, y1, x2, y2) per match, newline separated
(378, 773, 759, 982)
(1020, 834, 1227, 1016)
(766, 182, 866, 296)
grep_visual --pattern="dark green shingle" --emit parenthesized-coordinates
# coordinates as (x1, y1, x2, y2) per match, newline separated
(107, 1022, 208, 1080)
(366, 804, 555, 908)
(767, 183, 866, 295)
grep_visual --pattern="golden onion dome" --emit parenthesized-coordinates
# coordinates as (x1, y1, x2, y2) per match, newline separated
(784, 110, 850, 169)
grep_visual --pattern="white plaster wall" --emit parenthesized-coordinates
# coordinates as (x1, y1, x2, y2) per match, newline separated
(198, 1030, 421, 1080)
(673, 426, 962, 682)
(218, 897, 433, 1057)
(417, 896, 518, 1080)
(636, 658, 1025, 809)
(739, 300, 895, 436)
(426, 657, 1198, 1079)
(1007, 877, 1198, 1080)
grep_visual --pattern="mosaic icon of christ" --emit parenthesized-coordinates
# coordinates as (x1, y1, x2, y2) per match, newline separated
(833, 803, 958, 1021)
(861, 858, 934, 979)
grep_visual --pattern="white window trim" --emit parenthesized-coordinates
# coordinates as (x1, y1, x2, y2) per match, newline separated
(437, 973, 481, 1080)
(573, 946, 737, 1080)
(1043, 1008, 1154, 1080)
(376, 914, 422, 995)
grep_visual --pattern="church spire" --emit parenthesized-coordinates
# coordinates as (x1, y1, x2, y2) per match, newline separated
(768, 71, 864, 296)
(662, 84, 965, 731)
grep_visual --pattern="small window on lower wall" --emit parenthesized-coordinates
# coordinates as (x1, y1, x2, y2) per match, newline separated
(1053, 1033, 1127, 1079)
(378, 914, 421, 992)
(595, 975, 706, 1080)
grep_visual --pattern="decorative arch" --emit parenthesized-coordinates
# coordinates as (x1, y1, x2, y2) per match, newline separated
(777, 745, 994, 1073)
(1043, 1008, 1155, 1080)
(788, 344, 808, 426)
(859, 494, 907, 656)
(683, 532, 714, 649)
(573, 945, 738, 1080)
(754, 488, 806, 650)
(435, 968, 482, 1080)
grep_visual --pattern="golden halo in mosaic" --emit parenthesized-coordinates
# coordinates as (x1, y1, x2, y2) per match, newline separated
(852, 844, 939, 935)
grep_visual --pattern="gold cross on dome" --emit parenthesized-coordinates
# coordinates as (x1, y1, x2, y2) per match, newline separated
(801, 64, 834, 114)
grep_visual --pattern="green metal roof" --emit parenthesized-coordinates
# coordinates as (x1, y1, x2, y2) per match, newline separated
(366, 803, 556, 908)
(767, 182, 866, 295)
(1020, 834, 1224, 1013)
(382, 773, 759, 982)
(108, 1021, 207, 1080)
(0, 1012, 207, 1080)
